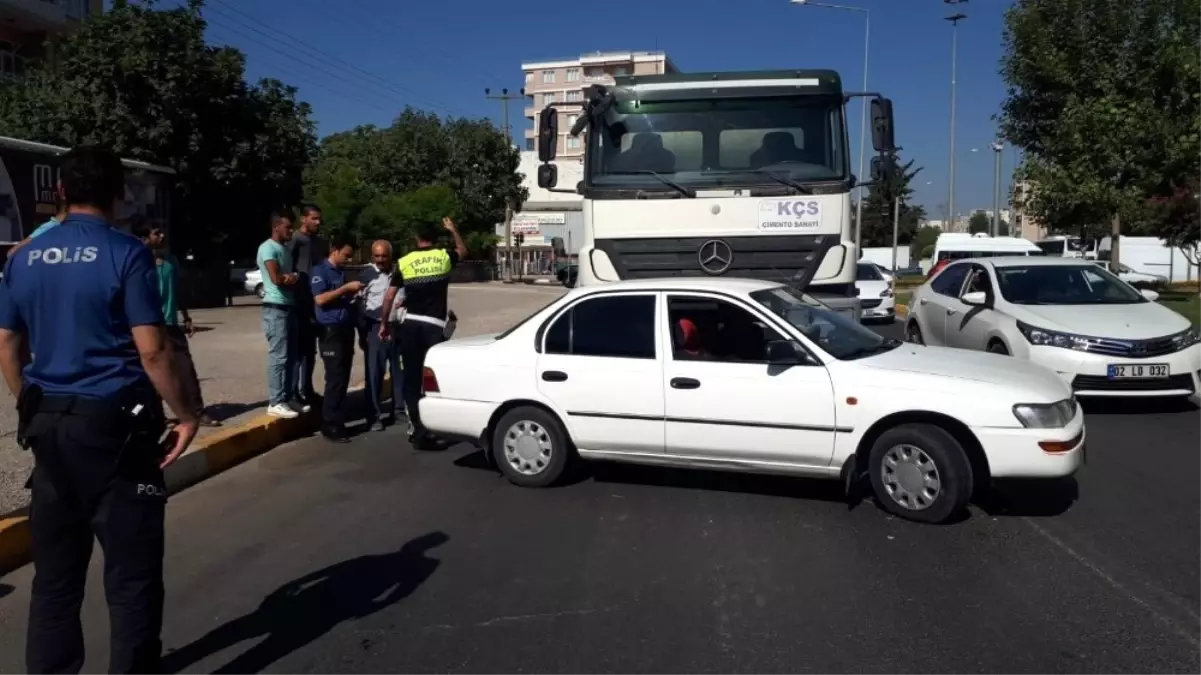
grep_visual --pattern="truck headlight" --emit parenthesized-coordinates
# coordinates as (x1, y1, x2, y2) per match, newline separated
(1013, 398, 1076, 429)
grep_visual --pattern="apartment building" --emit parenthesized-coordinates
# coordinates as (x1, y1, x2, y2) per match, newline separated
(1011, 180, 1048, 240)
(0, 0, 100, 77)
(521, 50, 679, 159)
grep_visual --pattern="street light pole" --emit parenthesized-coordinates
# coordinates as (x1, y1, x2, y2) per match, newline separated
(991, 140, 1003, 237)
(485, 87, 525, 282)
(789, 0, 869, 252)
(945, 1, 967, 234)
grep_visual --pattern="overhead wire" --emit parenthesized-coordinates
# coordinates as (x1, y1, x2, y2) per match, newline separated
(205, 0, 469, 118)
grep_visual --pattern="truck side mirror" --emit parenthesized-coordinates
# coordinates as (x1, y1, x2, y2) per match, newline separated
(870, 155, 898, 182)
(871, 98, 896, 153)
(538, 108, 559, 162)
(537, 163, 558, 189)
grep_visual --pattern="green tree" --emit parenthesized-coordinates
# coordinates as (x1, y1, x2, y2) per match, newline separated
(305, 108, 526, 257)
(999, 0, 1200, 265)
(0, 0, 316, 259)
(909, 224, 942, 262)
(856, 154, 927, 247)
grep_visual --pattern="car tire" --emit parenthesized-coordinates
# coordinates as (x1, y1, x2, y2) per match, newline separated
(868, 423, 973, 524)
(255, 284, 265, 299)
(906, 321, 924, 345)
(492, 406, 572, 488)
(987, 340, 1009, 355)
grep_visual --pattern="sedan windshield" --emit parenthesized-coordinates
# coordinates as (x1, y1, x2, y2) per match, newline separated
(996, 264, 1147, 305)
(856, 263, 883, 281)
(750, 285, 900, 360)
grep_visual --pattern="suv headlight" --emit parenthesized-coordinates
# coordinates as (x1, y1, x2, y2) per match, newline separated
(1170, 326, 1200, 350)
(1013, 398, 1077, 429)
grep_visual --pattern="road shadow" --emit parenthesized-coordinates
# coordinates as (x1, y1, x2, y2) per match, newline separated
(594, 462, 846, 503)
(974, 477, 1079, 518)
(202, 400, 271, 423)
(1081, 397, 1200, 416)
(160, 531, 449, 674)
(0, 583, 12, 600)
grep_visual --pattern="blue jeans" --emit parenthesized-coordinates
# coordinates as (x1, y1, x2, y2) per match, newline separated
(365, 319, 404, 422)
(261, 305, 296, 406)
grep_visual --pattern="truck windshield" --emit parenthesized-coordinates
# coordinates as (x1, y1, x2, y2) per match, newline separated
(587, 96, 847, 191)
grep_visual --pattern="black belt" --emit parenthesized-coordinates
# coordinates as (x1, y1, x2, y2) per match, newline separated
(37, 393, 125, 417)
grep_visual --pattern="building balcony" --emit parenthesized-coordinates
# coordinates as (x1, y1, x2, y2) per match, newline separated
(0, 0, 90, 31)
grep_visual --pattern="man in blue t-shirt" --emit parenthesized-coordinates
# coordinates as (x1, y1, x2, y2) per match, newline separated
(0, 145, 197, 674)
(6, 202, 68, 259)
(310, 237, 362, 441)
(256, 213, 302, 418)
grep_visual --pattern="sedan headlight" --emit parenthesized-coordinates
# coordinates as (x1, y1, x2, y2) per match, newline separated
(1015, 321, 1094, 351)
(1013, 398, 1077, 429)
(1170, 326, 1201, 350)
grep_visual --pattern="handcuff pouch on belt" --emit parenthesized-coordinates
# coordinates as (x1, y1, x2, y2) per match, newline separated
(16, 383, 43, 450)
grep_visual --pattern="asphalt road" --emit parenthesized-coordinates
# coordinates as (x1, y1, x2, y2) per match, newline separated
(0, 321, 1197, 673)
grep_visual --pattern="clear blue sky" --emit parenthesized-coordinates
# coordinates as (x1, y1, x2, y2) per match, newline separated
(156, 0, 1019, 218)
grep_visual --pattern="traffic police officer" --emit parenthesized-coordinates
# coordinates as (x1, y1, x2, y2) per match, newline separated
(379, 216, 466, 449)
(0, 145, 199, 674)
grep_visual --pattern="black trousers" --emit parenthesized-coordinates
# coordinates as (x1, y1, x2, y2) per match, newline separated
(397, 320, 446, 440)
(318, 323, 355, 427)
(25, 395, 167, 674)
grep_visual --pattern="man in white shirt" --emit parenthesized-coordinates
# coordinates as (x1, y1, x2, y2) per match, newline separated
(358, 240, 405, 431)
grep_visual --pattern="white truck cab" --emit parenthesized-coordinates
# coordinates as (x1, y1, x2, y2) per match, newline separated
(532, 69, 899, 322)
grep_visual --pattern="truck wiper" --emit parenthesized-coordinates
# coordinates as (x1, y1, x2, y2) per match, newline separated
(607, 171, 696, 198)
(750, 170, 813, 194)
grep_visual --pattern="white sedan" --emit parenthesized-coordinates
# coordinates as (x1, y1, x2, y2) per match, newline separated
(244, 269, 264, 298)
(419, 277, 1085, 524)
(855, 261, 895, 322)
(905, 257, 1201, 400)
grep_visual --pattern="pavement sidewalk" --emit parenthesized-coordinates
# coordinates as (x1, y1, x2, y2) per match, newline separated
(0, 284, 566, 514)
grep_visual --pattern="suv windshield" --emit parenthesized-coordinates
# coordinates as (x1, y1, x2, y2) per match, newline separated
(588, 96, 847, 191)
(750, 285, 899, 360)
(996, 264, 1147, 305)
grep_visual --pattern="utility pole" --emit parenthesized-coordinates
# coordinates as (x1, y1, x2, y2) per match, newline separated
(891, 195, 900, 273)
(485, 87, 524, 282)
(945, 1, 967, 235)
(990, 140, 1003, 237)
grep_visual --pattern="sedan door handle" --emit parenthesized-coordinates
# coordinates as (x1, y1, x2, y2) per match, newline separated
(541, 370, 568, 382)
(919, 298, 929, 306)
(670, 377, 701, 390)
(946, 308, 958, 316)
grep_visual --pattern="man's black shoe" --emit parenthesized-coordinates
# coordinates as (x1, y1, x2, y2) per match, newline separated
(322, 426, 352, 444)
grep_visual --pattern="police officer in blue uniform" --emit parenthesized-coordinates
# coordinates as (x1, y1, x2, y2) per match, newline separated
(0, 146, 199, 674)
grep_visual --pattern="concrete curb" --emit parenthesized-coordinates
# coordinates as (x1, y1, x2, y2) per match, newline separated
(0, 379, 387, 574)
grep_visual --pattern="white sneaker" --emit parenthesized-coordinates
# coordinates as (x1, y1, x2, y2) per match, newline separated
(267, 404, 299, 419)
(290, 401, 312, 414)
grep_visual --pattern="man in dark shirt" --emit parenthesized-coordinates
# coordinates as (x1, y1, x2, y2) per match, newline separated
(288, 205, 326, 407)
(0, 145, 197, 673)
(310, 237, 363, 442)
(379, 216, 466, 449)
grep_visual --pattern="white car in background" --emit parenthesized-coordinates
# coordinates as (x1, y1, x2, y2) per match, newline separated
(905, 257, 1201, 400)
(243, 268, 264, 298)
(855, 261, 895, 322)
(419, 277, 1085, 524)
(1092, 260, 1168, 288)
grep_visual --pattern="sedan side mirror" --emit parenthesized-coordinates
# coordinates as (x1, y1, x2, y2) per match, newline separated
(766, 340, 805, 366)
(961, 291, 988, 307)
(1140, 288, 1160, 302)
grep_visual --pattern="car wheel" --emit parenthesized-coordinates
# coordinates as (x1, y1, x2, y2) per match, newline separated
(906, 321, 924, 345)
(492, 406, 572, 487)
(255, 284, 265, 299)
(987, 340, 1009, 355)
(868, 423, 973, 524)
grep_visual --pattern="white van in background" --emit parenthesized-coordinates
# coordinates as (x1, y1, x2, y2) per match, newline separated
(1036, 235, 1099, 259)
(932, 233, 1042, 263)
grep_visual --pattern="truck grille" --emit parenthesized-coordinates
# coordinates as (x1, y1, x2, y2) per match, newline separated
(593, 235, 839, 289)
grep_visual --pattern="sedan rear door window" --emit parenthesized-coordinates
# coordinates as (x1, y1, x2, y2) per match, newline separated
(544, 294, 657, 359)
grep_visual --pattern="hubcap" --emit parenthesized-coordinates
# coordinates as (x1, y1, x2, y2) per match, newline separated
(880, 444, 941, 511)
(502, 420, 553, 476)
(907, 324, 922, 344)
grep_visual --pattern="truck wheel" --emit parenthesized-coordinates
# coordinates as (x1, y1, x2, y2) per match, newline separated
(492, 406, 572, 488)
(868, 423, 973, 524)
